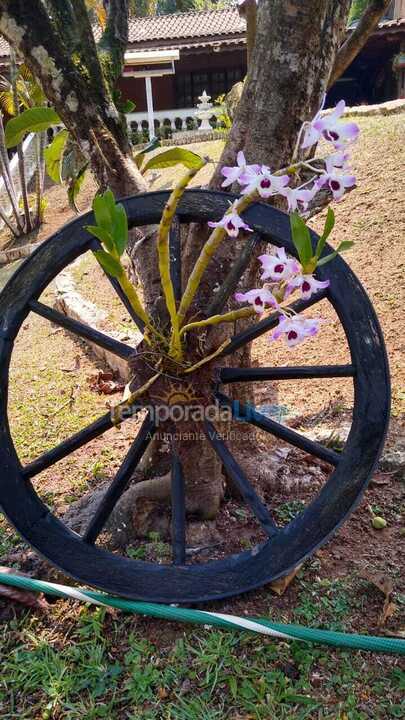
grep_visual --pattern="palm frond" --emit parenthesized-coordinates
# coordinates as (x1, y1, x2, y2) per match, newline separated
(0, 89, 15, 116)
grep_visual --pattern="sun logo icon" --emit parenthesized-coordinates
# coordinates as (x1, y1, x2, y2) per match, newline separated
(152, 381, 203, 408)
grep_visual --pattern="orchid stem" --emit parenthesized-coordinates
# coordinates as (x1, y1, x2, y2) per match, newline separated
(177, 191, 258, 328)
(112, 372, 161, 426)
(180, 306, 255, 338)
(183, 339, 231, 374)
(157, 160, 207, 361)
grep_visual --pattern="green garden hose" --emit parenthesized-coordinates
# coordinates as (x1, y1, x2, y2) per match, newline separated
(1, 572, 404, 655)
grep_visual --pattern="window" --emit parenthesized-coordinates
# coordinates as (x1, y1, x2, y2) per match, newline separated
(176, 66, 245, 107)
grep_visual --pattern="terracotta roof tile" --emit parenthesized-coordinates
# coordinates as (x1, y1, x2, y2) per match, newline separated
(127, 7, 245, 45)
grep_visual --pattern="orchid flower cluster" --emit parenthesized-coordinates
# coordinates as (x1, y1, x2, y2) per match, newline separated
(87, 99, 358, 386)
(209, 99, 359, 348)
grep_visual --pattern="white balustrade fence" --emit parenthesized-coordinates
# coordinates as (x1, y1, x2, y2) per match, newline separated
(126, 106, 223, 140)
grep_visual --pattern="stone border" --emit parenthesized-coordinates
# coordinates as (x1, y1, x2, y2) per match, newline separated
(0, 241, 41, 266)
(323, 98, 405, 118)
(133, 128, 229, 152)
(161, 128, 229, 146)
(54, 260, 142, 381)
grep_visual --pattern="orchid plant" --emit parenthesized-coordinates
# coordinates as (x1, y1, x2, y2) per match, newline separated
(85, 100, 358, 405)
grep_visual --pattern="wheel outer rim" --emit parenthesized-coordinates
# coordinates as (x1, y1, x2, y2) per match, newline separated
(0, 190, 391, 602)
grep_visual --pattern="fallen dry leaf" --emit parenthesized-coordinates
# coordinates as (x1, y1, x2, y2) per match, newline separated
(269, 564, 302, 596)
(0, 567, 49, 611)
(360, 570, 393, 598)
(87, 370, 125, 395)
(359, 570, 397, 627)
(379, 599, 397, 627)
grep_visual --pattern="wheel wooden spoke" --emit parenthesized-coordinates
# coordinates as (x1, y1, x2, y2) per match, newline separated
(220, 364, 355, 383)
(22, 405, 142, 480)
(83, 414, 156, 545)
(171, 451, 186, 564)
(207, 233, 261, 316)
(30, 301, 132, 360)
(169, 215, 182, 303)
(221, 290, 329, 357)
(89, 238, 145, 332)
(216, 393, 340, 467)
(203, 420, 278, 538)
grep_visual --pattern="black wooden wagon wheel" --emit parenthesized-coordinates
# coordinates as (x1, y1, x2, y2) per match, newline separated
(0, 190, 390, 603)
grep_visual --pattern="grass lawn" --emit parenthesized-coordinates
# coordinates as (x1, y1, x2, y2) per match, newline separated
(0, 116, 404, 719)
(1, 594, 403, 719)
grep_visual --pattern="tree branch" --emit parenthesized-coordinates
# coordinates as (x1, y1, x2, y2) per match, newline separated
(98, 0, 129, 86)
(328, 0, 392, 87)
(238, 0, 257, 68)
(44, 0, 78, 54)
(70, 0, 107, 89)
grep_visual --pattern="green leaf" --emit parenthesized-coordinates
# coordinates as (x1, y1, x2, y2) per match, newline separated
(85, 225, 114, 253)
(43, 129, 69, 183)
(121, 99, 135, 114)
(102, 189, 117, 223)
(143, 147, 204, 172)
(134, 151, 145, 170)
(323, 206, 335, 240)
(337, 240, 354, 253)
(290, 212, 313, 266)
(112, 203, 128, 256)
(67, 162, 88, 213)
(93, 250, 122, 278)
(91, 191, 128, 256)
(317, 240, 354, 266)
(5, 107, 60, 147)
(315, 207, 335, 259)
(93, 193, 112, 230)
(143, 137, 161, 154)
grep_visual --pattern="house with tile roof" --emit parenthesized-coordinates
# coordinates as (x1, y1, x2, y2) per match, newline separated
(0, 2, 404, 142)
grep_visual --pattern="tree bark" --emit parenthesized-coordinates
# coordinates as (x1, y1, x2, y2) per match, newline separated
(328, 0, 393, 87)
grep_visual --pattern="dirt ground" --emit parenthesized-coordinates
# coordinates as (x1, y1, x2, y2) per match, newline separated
(0, 116, 404, 642)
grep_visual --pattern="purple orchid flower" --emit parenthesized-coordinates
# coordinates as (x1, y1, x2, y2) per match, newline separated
(270, 314, 321, 347)
(241, 165, 290, 199)
(316, 172, 356, 201)
(285, 274, 330, 300)
(325, 150, 351, 174)
(221, 151, 261, 188)
(208, 201, 253, 238)
(235, 288, 279, 314)
(302, 100, 360, 150)
(280, 184, 318, 213)
(258, 247, 300, 282)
